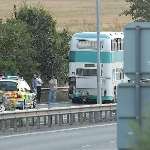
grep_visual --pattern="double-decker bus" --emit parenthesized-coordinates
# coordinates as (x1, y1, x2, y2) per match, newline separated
(68, 32, 124, 104)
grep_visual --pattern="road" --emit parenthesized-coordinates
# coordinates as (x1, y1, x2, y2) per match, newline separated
(37, 101, 81, 108)
(38, 101, 72, 107)
(0, 123, 116, 150)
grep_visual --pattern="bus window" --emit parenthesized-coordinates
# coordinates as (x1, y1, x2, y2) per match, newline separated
(112, 69, 115, 81)
(117, 38, 123, 50)
(104, 90, 107, 96)
(121, 39, 123, 50)
(76, 68, 83, 76)
(76, 68, 97, 76)
(120, 70, 124, 79)
(111, 40, 117, 51)
(84, 69, 97, 76)
(111, 38, 123, 51)
(84, 64, 95, 67)
(77, 39, 104, 50)
(77, 40, 97, 49)
(116, 68, 124, 80)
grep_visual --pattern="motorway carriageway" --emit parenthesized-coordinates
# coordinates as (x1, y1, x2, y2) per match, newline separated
(0, 123, 116, 150)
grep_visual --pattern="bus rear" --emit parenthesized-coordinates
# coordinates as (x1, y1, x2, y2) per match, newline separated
(68, 32, 124, 104)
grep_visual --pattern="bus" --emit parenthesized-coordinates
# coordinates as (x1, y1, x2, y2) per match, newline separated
(68, 32, 124, 104)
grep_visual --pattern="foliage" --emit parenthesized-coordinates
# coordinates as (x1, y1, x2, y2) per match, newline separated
(0, 19, 36, 81)
(130, 119, 150, 150)
(0, 5, 71, 84)
(122, 0, 150, 21)
(52, 29, 71, 84)
(16, 6, 71, 84)
(129, 109, 150, 150)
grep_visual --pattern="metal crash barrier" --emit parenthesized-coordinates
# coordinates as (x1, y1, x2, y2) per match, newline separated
(0, 104, 116, 134)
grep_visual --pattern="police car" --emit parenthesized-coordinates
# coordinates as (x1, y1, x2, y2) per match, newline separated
(0, 77, 36, 111)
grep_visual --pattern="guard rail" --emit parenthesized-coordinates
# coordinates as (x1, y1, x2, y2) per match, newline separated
(0, 104, 116, 134)
(42, 86, 69, 91)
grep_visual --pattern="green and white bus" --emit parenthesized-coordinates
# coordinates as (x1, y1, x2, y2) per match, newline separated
(68, 32, 124, 104)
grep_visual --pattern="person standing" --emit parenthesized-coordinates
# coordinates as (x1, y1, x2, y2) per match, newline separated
(36, 74, 43, 104)
(48, 76, 57, 106)
(32, 74, 37, 94)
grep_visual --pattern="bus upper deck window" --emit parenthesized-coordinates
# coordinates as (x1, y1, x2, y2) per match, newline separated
(111, 40, 116, 51)
(111, 38, 123, 51)
(77, 40, 97, 50)
(117, 38, 122, 50)
(100, 41, 104, 49)
(120, 39, 123, 50)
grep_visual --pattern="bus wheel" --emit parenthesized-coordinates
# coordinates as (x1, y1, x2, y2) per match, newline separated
(82, 97, 87, 104)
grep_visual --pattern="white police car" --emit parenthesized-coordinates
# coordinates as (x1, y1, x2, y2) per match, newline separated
(0, 78, 36, 110)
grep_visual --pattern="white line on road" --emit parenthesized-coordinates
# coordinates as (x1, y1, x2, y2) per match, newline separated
(0, 123, 116, 140)
(81, 144, 92, 150)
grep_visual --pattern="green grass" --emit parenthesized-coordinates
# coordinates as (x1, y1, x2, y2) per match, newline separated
(0, 0, 131, 32)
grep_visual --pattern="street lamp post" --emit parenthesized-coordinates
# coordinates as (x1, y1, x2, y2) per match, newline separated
(96, 0, 102, 104)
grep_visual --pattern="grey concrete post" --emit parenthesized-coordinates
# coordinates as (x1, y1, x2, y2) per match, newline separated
(26, 117, 29, 131)
(55, 115, 58, 124)
(13, 118, 17, 132)
(110, 110, 113, 121)
(99, 111, 103, 121)
(78, 112, 83, 123)
(37, 116, 40, 129)
(67, 114, 70, 124)
(70, 113, 75, 125)
(94, 111, 100, 123)
(89, 112, 94, 123)
(48, 115, 52, 127)
(83, 112, 87, 122)
(18, 118, 23, 127)
(59, 114, 63, 125)
(104, 110, 108, 121)
(1, 120, 6, 132)
(31, 117, 35, 126)
(44, 116, 47, 125)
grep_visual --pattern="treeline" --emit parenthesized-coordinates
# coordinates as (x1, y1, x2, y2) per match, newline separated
(0, 5, 71, 85)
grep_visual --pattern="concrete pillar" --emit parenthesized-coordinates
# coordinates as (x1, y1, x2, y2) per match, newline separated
(89, 112, 94, 123)
(70, 113, 75, 125)
(44, 116, 47, 126)
(55, 115, 58, 124)
(78, 112, 83, 124)
(48, 115, 52, 127)
(59, 114, 63, 125)
(26, 117, 29, 131)
(37, 116, 40, 129)
(94, 111, 100, 123)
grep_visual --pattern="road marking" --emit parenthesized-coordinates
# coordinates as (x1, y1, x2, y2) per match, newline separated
(110, 140, 115, 144)
(81, 144, 92, 150)
(0, 123, 116, 140)
(81, 144, 91, 148)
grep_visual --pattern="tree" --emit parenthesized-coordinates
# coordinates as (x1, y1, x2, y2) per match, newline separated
(129, 117, 150, 150)
(0, 19, 36, 81)
(52, 29, 71, 85)
(16, 6, 71, 84)
(122, 0, 150, 21)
